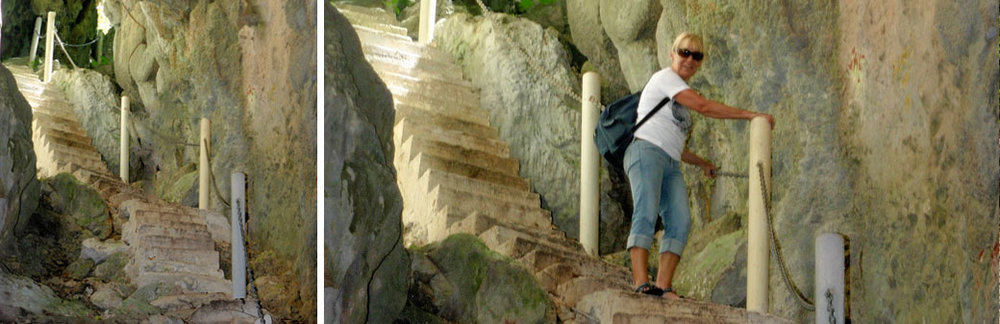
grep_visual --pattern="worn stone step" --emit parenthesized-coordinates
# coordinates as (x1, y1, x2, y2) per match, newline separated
(355, 28, 461, 70)
(131, 234, 215, 251)
(393, 107, 500, 143)
(133, 259, 223, 277)
(133, 247, 220, 267)
(480, 225, 586, 261)
(555, 276, 630, 308)
(34, 121, 91, 144)
(129, 209, 206, 227)
(428, 170, 538, 208)
(128, 222, 212, 241)
(377, 68, 476, 93)
(405, 152, 529, 191)
(134, 272, 230, 295)
(576, 289, 794, 324)
(394, 116, 506, 157)
(31, 110, 87, 132)
(401, 202, 450, 246)
(58, 160, 110, 179)
(534, 262, 575, 293)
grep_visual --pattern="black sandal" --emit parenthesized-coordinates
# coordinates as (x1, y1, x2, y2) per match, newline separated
(634, 282, 664, 296)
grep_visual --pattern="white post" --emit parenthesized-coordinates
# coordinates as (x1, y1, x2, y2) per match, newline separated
(43, 11, 55, 83)
(231, 172, 247, 299)
(418, 0, 437, 44)
(29, 17, 42, 64)
(199, 118, 211, 210)
(815, 233, 845, 324)
(119, 96, 129, 182)
(580, 72, 601, 256)
(747, 116, 772, 313)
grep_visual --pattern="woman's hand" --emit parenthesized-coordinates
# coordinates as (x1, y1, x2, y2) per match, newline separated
(702, 163, 719, 179)
(756, 113, 775, 129)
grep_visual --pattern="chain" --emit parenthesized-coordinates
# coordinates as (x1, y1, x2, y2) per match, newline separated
(52, 32, 79, 69)
(825, 289, 836, 324)
(471, 0, 591, 109)
(757, 162, 815, 310)
(235, 197, 266, 321)
(58, 36, 100, 47)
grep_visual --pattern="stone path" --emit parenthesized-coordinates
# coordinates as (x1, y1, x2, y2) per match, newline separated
(337, 5, 793, 323)
(5, 62, 235, 316)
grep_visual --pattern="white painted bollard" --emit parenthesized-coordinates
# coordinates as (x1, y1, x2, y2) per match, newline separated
(43, 11, 55, 83)
(815, 233, 845, 324)
(418, 0, 437, 44)
(580, 72, 601, 256)
(119, 96, 129, 182)
(747, 116, 772, 313)
(231, 172, 247, 299)
(199, 118, 211, 210)
(28, 17, 42, 64)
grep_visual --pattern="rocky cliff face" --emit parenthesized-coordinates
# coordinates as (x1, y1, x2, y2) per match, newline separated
(326, 4, 410, 323)
(428, 0, 997, 321)
(0, 65, 40, 251)
(107, 0, 317, 320)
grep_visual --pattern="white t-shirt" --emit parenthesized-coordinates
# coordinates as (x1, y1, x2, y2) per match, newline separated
(634, 68, 693, 161)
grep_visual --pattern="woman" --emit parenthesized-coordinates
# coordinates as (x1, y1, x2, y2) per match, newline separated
(625, 32, 775, 300)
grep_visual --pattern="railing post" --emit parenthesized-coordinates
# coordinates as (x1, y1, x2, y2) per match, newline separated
(119, 96, 129, 182)
(580, 72, 601, 255)
(231, 172, 247, 299)
(199, 118, 211, 210)
(418, 0, 437, 44)
(43, 11, 55, 83)
(816, 233, 846, 324)
(29, 17, 42, 64)
(747, 116, 771, 313)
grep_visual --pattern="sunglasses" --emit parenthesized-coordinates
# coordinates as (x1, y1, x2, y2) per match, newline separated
(676, 49, 705, 61)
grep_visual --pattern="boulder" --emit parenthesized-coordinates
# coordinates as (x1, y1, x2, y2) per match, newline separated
(0, 64, 40, 251)
(80, 237, 129, 264)
(326, 3, 410, 323)
(43, 173, 112, 239)
(0, 272, 92, 322)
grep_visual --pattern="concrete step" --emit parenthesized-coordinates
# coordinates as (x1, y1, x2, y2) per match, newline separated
(130, 209, 207, 227)
(435, 187, 549, 227)
(480, 225, 586, 262)
(361, 43, 464, 79)
(34, 122, 91, 145)
(31, 110, 87, 133)
(368, 59, 469, 90)
(450, 214, 568, 250)
(405, 152, 529, 191)
(397, 135, 519, 177)
(58, 159, 109, 178)
(387, 83, 482, 112)
(376, 67, 476, 93)
(38, 132, 99, 155)
(428, 170, 539, 208)
(534, 262, 576, 292)
(128, 222, 212, 241)
(575, 289, 794, 324)
(395, 100, 491, 128)
(393, 119, 500, 157)
(379, 72, 480, 106)
(555, 276, 629, 308)
(339, 9, 409, 37)
(355, 28, 459, 68)
(48, 147, 107, 171)
(134, 272, 230, 295)
(393, 107, 500, 143)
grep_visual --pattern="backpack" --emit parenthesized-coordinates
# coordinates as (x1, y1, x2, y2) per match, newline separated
(593, 92, 671, 170)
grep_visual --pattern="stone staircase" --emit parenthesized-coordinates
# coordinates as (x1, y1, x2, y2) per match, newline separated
(5, 62, 233, 312)
(336, 5, 792, 324)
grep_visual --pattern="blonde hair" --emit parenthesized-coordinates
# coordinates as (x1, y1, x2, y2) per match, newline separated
(671, 32, 705, 53)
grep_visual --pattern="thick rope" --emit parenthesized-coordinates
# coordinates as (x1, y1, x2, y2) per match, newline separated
(53, 32, 79, 70)
(757, 162, 815, 311)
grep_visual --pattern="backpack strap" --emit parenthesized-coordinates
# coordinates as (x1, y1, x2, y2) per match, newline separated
(630, 96, 671, 133)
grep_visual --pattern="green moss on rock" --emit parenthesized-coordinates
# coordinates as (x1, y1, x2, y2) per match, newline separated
(45, 173, 111, 239)
(93, 251, 129, 285)
(65, 258, 95, 280)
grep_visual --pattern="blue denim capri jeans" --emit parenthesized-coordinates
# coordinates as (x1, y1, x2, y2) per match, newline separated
(623, 139, 692, 256)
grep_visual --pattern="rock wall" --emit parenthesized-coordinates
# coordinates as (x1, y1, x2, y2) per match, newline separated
(326, 4, 410, 323)
(0, 65, 40, 251)
(108, 0, 316, 321)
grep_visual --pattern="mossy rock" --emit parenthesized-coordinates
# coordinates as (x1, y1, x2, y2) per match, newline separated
(65, 258, 95, 280)
(93, 251, 130, 285)
(44, 173, 111, 239)
(425, 234, 553, 324)
(154, 163, 198, 205)
(115, 283, 182, 316)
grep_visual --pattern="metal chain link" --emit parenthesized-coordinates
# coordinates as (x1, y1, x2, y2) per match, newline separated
(758, 162, 815, 311)
(471, 0, 592, 109)
(235, 197, 266, 322)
